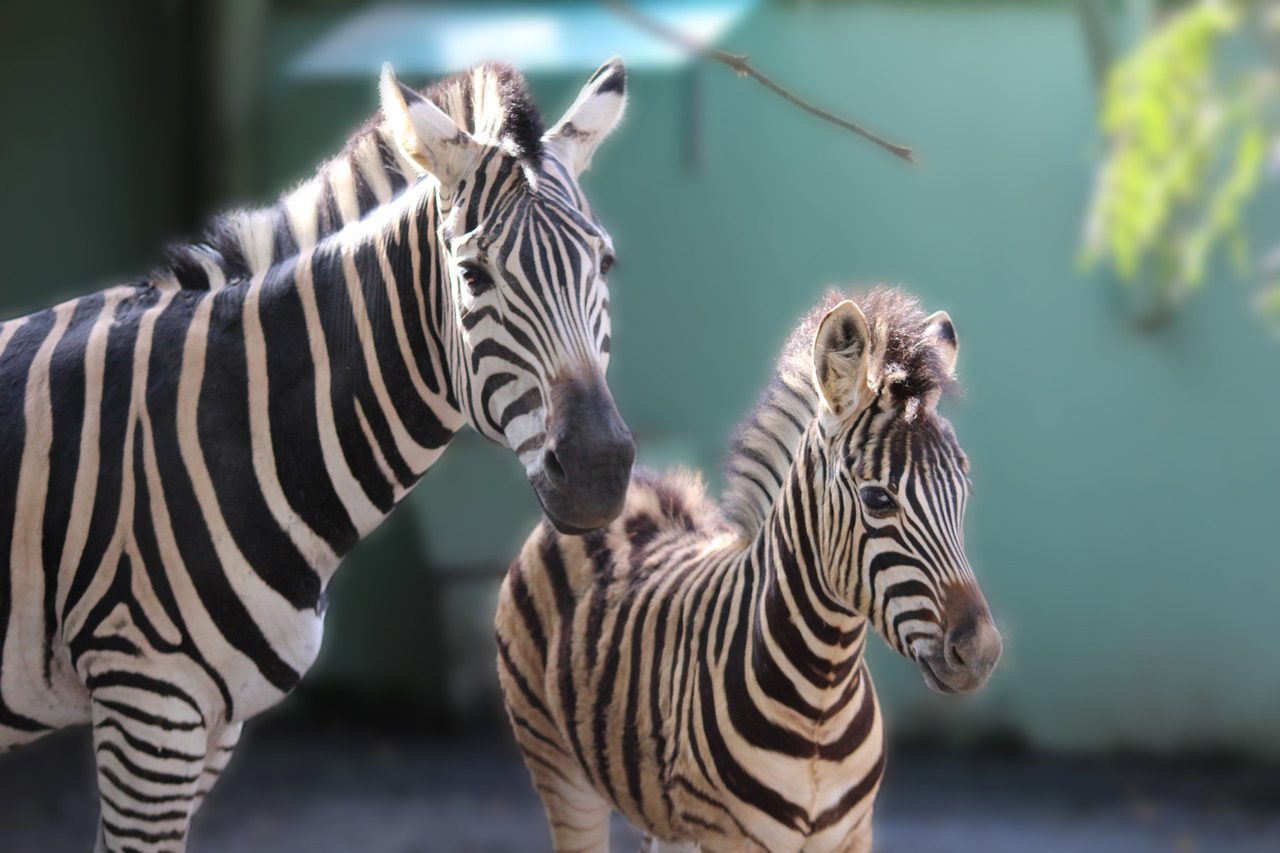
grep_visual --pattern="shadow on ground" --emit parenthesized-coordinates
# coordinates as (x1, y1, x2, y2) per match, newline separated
(3, 720, 1279, 852)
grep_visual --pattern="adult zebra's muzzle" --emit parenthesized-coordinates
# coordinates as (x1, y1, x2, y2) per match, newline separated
(528, 375, 635, 535)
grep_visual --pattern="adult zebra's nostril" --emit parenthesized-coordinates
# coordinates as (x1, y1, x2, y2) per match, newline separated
(543, 445, 566, 482)
(531, 376, 634, 533)
(947, 640, 966, 668)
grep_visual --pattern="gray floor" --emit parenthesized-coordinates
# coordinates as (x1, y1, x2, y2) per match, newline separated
(3, 722, 1279, 852)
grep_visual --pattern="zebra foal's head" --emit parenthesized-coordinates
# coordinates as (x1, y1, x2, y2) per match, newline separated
(379, 59, 635, 533)
(809, 290, 1001, 694)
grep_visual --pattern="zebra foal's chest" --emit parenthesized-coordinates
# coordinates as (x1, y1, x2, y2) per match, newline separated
(659, 674, 884, 852)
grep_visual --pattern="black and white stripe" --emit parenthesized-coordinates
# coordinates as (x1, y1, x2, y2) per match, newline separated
(0, 58, 632, 852)
(496, 288, 1001, 852)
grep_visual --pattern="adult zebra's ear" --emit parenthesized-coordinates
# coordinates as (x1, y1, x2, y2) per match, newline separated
(379, 63, 482, 192)
(543, 57, 627, 175)
(813, 300, 874, 419)
(924, 310, 959, 378)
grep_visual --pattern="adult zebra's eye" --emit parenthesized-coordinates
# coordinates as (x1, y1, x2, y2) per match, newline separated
(458, 261, 495, 296)
(599, 254, 616, 276)
(859, 485, 898, 515)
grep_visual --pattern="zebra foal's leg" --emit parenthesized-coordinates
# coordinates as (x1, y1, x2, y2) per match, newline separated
(88, 681, 214, 852)
(502, 696, 611, 851)
(533, 769, 613, 853)
(640, 837, 700, 852)
(506, 711, 612, 852)
(830, 809, 874, 853)
(499, 671, 610, 849)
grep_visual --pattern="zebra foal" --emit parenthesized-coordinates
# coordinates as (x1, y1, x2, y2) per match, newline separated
(496, 288, 1002, 852)
(0, 58, 634, 851)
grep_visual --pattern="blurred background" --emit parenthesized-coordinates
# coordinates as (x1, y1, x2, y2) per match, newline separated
(1, 0, 1278, 850)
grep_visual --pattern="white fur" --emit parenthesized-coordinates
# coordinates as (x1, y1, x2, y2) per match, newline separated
(544, 57, 628, 174)
(379, 63, 481, 190)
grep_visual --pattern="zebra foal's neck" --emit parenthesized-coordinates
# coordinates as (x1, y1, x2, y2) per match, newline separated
(736, 439, 868, 706)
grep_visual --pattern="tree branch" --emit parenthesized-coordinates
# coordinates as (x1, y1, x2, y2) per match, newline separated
(604, 0, 915, 163)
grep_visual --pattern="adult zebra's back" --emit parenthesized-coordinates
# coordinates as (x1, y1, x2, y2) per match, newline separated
(497, 288, 1002, 852)
(0, 58, 634, 851)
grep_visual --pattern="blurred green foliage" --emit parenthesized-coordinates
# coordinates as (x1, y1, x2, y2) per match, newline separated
(1083, 0, 1278, 328)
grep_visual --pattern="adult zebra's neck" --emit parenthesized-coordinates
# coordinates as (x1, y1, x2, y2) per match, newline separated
(240, 175, 465, 579)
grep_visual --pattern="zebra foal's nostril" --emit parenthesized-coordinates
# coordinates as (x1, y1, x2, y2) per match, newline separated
(944, 614, 978, 668)
(939, 583, 1001, 681)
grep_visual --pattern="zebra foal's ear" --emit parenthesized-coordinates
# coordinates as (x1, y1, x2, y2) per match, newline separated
(924, 310, 959, 378)
(379, 63, 481, 191)
(813, 300, 873, 419)
(543, 57, 627, 175)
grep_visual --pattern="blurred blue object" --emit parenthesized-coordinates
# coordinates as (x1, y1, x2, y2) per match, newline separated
(288, 1, 757, 78)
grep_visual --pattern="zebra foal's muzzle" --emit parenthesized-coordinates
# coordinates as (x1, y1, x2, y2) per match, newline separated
(528, 375, 635, 535)
(918, 583, 1002, 694)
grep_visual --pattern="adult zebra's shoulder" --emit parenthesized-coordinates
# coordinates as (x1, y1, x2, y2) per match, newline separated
(0, 58, 635, 851)
(496, 287, 1002, 852)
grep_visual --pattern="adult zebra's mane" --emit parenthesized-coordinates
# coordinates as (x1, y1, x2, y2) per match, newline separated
(158, 62, 545, 290)
(721, 287, 956, 538)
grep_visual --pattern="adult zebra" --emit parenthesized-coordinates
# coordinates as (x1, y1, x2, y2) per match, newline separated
(0, 59, 635, 851)
(497, 288, 1002, 852)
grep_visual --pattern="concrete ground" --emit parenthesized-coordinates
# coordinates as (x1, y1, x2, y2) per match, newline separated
(2, 721, 1278, 852)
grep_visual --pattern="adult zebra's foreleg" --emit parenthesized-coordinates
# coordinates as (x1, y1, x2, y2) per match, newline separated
(88, 676, 213, 852)
(189, 721, 242, 820)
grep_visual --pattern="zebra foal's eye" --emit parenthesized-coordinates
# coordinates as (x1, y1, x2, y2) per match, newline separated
(458, 261, 495, 296)
(599, 254, 616, 276)
(859, 485, 898, 515)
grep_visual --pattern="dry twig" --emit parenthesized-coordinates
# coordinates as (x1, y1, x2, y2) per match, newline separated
(605, 0, 915, 163)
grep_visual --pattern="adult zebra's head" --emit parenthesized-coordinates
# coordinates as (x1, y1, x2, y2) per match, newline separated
(379, 60, 634, 533)
(809, 291, 1001, 694)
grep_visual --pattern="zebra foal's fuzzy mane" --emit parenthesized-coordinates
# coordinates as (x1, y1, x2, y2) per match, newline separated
(721, 287, 956, 537)
(159, 62, 544, 290)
